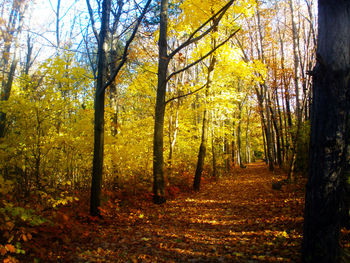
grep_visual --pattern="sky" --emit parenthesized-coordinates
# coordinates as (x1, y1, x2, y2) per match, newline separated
(26, 0, 88, 59)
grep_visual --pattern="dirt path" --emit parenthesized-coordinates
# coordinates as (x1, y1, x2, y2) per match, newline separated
(70, 162, 305, 263)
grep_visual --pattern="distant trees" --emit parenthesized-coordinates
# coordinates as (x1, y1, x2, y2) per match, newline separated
(0, 0, 29, 138)
(302, 1, 350, 262)
(0, 0, 322, 226)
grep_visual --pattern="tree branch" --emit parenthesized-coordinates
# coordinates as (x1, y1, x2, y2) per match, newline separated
(168, 0, 235, 60)
(167, 28, 240, 82)
(165, 83, 206, 105)
(99, 0, 152, 95)
(86, 0, 99, 42)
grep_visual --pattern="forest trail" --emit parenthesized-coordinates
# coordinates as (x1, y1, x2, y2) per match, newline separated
(30, 162, 309, 262)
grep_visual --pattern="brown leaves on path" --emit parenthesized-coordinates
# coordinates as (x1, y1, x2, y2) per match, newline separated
(29, 162, 310, 262)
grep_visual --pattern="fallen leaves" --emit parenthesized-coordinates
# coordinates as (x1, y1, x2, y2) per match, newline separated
(9, 162, 349, 262)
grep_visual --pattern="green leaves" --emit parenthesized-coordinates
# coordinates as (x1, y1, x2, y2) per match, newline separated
(0, 206, 47, 226)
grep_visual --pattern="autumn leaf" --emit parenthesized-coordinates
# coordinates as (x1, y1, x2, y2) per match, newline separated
(5, 244, 16, 253)
(0, 246, 7, 256)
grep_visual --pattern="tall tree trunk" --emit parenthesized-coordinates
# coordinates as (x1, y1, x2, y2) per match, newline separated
(0, 0, 27, 138)
(0, 58, 17, 137)
(264, 89, 274, 171)
(289, 0, 301, 123)
(90, 0, 111, 216)
(167, 99, 179, 175)
(237, 101, 245, 168)
(211, 125, 217, 178)
(256, 3, 274, 171)
(256, 86, 274, 170)
(270, 103, 282, 166)
(231, 121, 236, 167)
(245, 108, 251, 164)
(193, 56, 215, 191)
(153, 0, 169, 204)
(302, 2, 350, 262)
(275, 87, 285, 162)
(261, 121, 267, 164)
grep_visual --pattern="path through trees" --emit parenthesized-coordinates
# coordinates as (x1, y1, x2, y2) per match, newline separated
(24, 162, 346, 262)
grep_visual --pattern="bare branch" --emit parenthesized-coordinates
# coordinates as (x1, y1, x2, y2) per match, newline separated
(111, 0, 124, 34)
(165, 83, 206, 105)
(167, 28, 240, 82)
(86, 0, 99, 42)
(99, 0, 152, 95)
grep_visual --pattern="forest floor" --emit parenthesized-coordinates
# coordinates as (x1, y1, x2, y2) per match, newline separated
(19, 162, 349, 262)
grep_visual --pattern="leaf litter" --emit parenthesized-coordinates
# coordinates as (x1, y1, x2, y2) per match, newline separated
(23, 162, 350, 262)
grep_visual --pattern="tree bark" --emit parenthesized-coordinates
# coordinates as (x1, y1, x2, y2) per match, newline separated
(302, 1, 350, 262)
(153, 0, 169, 204)
(237, 100, 245, 168)
(193, 57, 215, 191)
(289, 0, 301, 122)
(90, 0, 111, 216)
(270, 103, 282, 166)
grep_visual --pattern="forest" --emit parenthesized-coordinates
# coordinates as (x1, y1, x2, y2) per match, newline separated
(0, 0, 349, 262)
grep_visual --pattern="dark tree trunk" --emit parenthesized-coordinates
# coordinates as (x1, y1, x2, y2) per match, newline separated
(256, 87, 274, 170)
(193, 76, 210, 191)
(0, 58, 17, 137)
(302, 2, 350, 262)
(231, 121, 236, 167)
(193, 56, 215, 191)
(264, 90, 274, 171)
(211, 124, 217, 178)
(153, 0, 169, 204)
(193, 102, 208, 191)
(237, 102, 245, 168)
(289, 0, 301, 123)
(90, 0, 111, 216)
(270, 104, 282, 166)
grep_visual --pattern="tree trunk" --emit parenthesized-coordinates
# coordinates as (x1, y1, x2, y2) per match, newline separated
(270, 104, 282, 166)
(0, 58, 17, 137)
(289, 0, 301, 123)
(264, 89, 274, 171)
(231, 121, 236, 167)
(302, 2, 350, 262)
(237, 101, 245, 168)
(90, 0, 111, 216)
(211, 126, 217, 178)
(193, 56, 215, 191)
(153, 0, 169, 204)
(245, 108, 251, 164)
(167, 99, 179, 175)
(0, 0, 27, 138)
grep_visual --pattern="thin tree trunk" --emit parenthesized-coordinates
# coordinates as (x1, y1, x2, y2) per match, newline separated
(261, 120, 267, 164)
(167, 99, 179, 175)
(289, 0, 301, 122)
(237, 101, 245, 168)
(211, 125, 217, 178)
(231, 121, 236, 167)
(245, 108, 251, 164)
(270, 103, 282, 166)
(193, 57, 215, 191)
(153, 0, 169, 204)
(90, 0, 111, 216)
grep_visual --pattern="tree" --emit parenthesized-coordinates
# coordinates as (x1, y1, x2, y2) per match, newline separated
(302, 1, 350, 262)
(88, 0, 152, 216)
(0, 0, 29, 137)
(153, 0, 238, 203)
